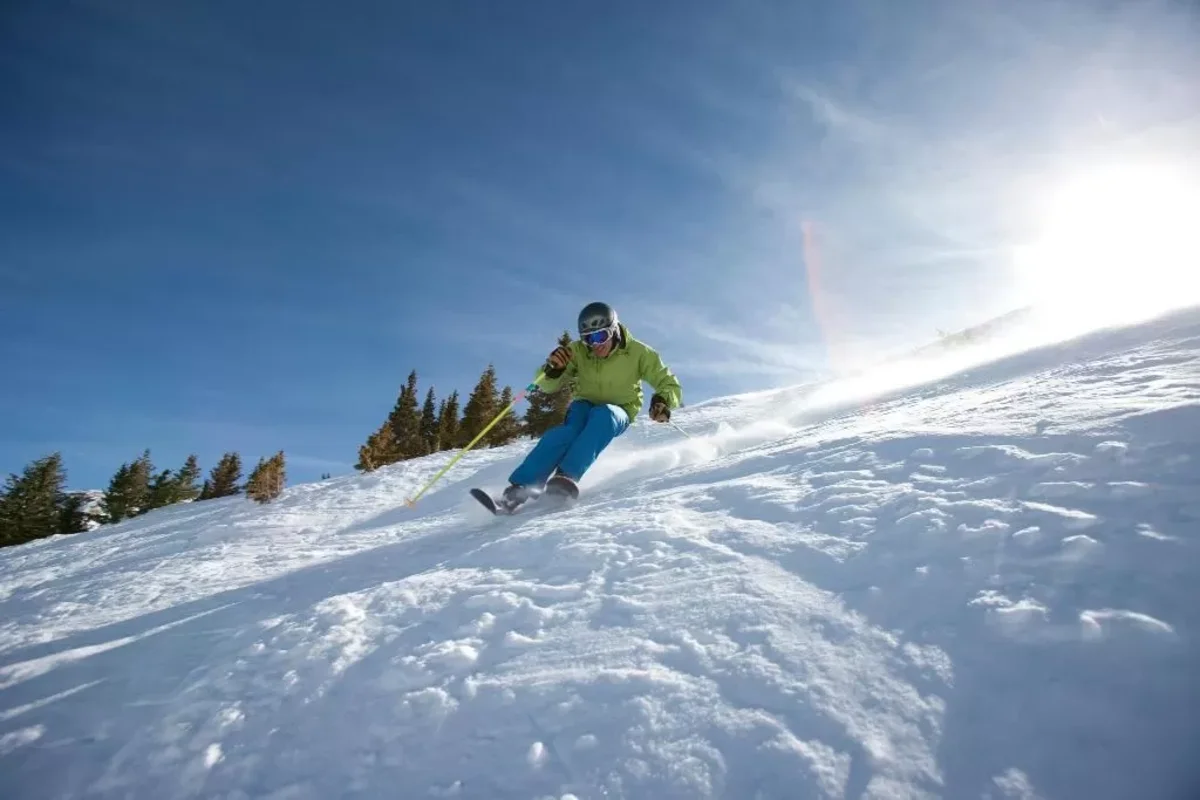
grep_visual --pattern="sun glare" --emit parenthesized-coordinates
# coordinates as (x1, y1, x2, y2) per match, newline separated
(1014, 161, 1200, 327)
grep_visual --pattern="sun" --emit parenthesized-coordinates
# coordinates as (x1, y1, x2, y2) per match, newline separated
(1013, 160, 1200, 325)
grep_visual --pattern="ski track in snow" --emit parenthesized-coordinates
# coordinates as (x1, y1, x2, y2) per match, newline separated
(3, 308, 1200, 799)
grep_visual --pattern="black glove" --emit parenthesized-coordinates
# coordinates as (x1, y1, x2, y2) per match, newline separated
(544, 345, 572, 379)
(649, 394, 671, 422)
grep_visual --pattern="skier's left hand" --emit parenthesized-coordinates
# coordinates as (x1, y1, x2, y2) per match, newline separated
(649, 394, 671, 423)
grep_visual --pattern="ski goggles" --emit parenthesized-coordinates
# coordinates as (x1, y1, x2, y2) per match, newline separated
(581, 326, 615, 346)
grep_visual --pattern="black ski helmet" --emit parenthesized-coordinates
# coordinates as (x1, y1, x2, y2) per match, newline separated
(578, 301, 618, 335)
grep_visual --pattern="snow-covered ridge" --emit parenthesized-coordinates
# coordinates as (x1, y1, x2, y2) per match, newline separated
(2, 307, 1199, 799)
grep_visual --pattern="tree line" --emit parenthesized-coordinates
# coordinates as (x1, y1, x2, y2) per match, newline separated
(354, 331, 574, 471)
(0, 448, 289, 550)
(1, 330, 577, 549)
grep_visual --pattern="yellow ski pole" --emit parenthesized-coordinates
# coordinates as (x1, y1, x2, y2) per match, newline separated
(405, 370, 546, 508)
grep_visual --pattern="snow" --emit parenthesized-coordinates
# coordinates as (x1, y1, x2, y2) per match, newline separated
(3, 307, 1200, 799)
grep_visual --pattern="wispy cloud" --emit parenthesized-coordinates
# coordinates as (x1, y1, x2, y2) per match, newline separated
(781, 81, 892, 150)
(620, 296, 830, 388)
(605, 72, 936, 379)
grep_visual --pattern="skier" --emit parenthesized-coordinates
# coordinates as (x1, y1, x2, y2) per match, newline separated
(499, 301, 682, 511)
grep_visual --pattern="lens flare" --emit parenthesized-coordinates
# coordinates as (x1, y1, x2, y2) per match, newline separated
(1014, 161, 1200, 329)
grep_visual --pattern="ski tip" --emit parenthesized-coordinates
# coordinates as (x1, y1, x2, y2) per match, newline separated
(469, 487, 502, 515)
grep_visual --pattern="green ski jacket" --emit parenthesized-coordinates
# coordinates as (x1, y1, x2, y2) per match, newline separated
(535, 324, 682, 420)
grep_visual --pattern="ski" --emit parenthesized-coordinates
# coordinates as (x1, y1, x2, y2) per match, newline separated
(469, 475, 579, 516)
(469, 487, 507, 515)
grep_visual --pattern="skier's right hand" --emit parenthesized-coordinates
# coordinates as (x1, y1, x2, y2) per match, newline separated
(544, 345, 573, 378)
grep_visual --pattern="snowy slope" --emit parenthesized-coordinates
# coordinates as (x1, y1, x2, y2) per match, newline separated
(2, 308, 1199, 800)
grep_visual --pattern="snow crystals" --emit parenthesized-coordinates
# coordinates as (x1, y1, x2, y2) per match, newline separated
(4, 306, 1200, 798)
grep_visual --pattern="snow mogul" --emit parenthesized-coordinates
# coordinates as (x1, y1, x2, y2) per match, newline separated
(498, 301, 682, 511)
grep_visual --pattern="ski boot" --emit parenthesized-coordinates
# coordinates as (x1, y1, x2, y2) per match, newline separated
(544, 472, 580, 501)
(499, 483, 537, 513)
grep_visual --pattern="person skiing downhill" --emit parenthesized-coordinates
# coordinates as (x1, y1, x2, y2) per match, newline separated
(499, 301, 682, 511)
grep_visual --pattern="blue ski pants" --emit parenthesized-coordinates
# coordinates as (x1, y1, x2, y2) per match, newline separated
(509, 399, 630, 486)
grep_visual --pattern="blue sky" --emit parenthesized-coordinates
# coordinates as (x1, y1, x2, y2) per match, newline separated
(3, 0, 1197, 489)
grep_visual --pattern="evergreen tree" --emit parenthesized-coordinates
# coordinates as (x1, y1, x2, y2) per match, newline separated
(245, 451, 286, 503)
(269, 451, 286, 496)
(214, 452, 243, 497)
(457, 365, 500, 447)
(0, 452, 67, 547)
(523, 389, 554, 437)
(354, 372, 422, 470)
(57, 492, 91, 535)
(201, 452, 242, 498)
(385, 370, 423, 460)
(101, 453, 150, 523)
(128, 451, 198, 513)
(146, 469, 173, 509)
(487, 386, 524, 446)
(245, 457, 268, 501)
(105, 449, 154, 519)
(175, 454, 201, 502)
(355, 422, 396, 471)
(146, 467, 182, 510)
(436, 390, 461, 452)
(434, 398, 447, 448)
(103, 463, 132, 520)
(419, 387, 439, 455)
